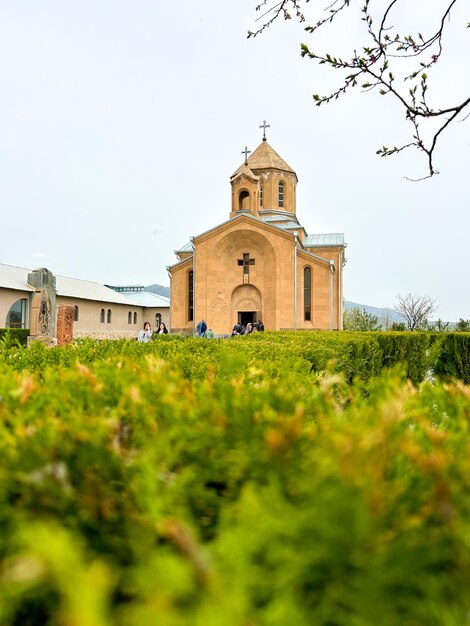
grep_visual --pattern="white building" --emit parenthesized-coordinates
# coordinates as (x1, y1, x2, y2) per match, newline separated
(0, 262, 170, 340)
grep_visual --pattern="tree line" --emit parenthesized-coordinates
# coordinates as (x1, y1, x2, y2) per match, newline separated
(344, 292, 469, 331)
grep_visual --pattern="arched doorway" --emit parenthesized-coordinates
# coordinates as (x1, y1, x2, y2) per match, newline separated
(231, 284, 262, 327)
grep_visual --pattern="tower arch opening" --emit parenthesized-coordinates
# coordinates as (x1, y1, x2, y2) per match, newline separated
(238, 190, 250, 211)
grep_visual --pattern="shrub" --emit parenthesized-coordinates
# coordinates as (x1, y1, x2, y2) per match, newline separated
(434, 332, 470, 383)
(0, 355, 469, 624)
(375, 331, 432, 384)
(0, 328, 29, 347)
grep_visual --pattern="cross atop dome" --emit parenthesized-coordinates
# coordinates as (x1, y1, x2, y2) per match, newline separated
(259, 119, 270, 141)
(241, 146, 251, 165)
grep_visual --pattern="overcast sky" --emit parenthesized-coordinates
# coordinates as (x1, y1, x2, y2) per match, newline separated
(1, 1, 468, 321)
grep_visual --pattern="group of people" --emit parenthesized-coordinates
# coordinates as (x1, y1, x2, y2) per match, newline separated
(137, 321, 168, 343)
(138, 318, 265, 341)
(198, 318, 264, 338)
(231, 320, 264, 336)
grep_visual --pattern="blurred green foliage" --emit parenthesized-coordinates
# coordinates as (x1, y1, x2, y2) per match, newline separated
(434, 332, 470, 383)
(0, 328, 29, 347)
(0, 330, 449, 385)
(0, 333, 469, 624)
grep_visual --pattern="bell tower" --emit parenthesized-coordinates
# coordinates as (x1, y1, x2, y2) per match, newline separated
(230, 146, 260, 219)
(230, 122, 298, 218)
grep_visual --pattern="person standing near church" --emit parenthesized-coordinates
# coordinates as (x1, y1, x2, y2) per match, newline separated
(138, 321, 153, 343)
(157, 322, 168, 334)
(196, 319, 207, 337)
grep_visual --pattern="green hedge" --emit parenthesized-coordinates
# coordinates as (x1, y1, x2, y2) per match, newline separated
(0, 328, 29, 346)
(0, 350, 469, 625)
(1, 330, 468, 385)
(433, 332, 470, 383)
(375, 331, 433, 384)
(243, 331, 433, 385)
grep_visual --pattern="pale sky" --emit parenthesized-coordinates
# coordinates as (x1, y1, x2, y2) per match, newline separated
(1, 1, 468, 321)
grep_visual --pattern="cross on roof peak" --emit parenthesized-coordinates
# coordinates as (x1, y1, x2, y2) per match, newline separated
(241, 146, 251, 165)
(259, 119, 270, 141)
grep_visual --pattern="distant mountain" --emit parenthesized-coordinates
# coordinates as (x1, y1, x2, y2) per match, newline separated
(146, 284, 170, 298)
(344, 300, 406, 325)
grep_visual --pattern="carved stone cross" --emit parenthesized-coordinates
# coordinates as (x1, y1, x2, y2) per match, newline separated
(238, 252, 255, 275)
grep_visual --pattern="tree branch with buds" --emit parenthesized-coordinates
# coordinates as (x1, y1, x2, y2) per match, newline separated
(248, 0, 469, 179)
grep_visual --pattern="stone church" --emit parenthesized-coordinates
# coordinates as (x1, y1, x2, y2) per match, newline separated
(169, 130, 346, 334)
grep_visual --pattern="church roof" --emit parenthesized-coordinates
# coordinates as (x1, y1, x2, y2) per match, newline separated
(0, 262, 162, 307)
(54, 275, 138, 305)
(277, 221, 305, 230)
(0, 263, 34, 293)
(247, 140, 296, 175)
(105, 284, 170, 308)
(230, 141, 296, 180)
(261, 211, 297, 222)
(112, 289, 170, 308)
(262, 215, 300, 226)
(173, 215, 345, 255)
(230, 163, 260, 182)
(174, 241, 193, 255)
(304, 233, 345, 247)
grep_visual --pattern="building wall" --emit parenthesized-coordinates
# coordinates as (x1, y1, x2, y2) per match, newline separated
(1, 276, 170, 340)
(254, 170, 297, 214)
(57, 297, 140, 339)
(169, 258, 194, 334)
(296, 255, 342, 330)
(143, 307, 170, 332)
(303, 246, 345, 329)
(57, 297, 170, 339)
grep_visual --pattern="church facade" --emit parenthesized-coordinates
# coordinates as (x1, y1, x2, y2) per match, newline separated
(168, 133, 346, 334)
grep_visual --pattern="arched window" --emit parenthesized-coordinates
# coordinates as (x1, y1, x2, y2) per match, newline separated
(155, 313, 162, 328)
(74, 305, 79, 322)
(278, 181, 284, 208)
(238, 190, 250, 211)
(107, 309, 112, 323)
(304, 267, 312, 321)
(259, 182, 263, 208)
(5, 298, 27, 328)
(100, 308, 105, 323)
(133, 312, 137, 324)
(128, 311, 132, 324)
(188, 270, 194, 322)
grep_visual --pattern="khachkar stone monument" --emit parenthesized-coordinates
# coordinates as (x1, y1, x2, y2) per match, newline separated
(56, 304, 74, 346)
(27, 268, 57, 346)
